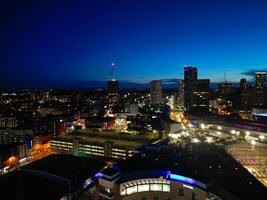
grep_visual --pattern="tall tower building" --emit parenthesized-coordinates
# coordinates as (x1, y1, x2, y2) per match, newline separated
(240, 78, 247, 90)
(177, 80, 185, 108)
(107, 79, 119, 108)
(150, 80, 163, 105)
(192, 79, 210, 112)
(107, 63, 119, 108)
(255, 72, 266, 105)
(184, 66, 198, 112)
(184, 66, 210, 112)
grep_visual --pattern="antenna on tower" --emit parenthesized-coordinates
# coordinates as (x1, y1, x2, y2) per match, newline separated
(224, 72, 227, 83)
(110, 62, 115, 80)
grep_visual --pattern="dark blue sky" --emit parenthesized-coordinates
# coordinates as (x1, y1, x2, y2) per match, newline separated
(1, 0, 267, 88)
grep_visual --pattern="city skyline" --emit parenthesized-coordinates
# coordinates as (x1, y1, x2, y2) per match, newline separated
(1, 0, 267, 88)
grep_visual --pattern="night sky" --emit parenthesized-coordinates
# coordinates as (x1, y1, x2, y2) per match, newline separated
(1, 0, 267, 88)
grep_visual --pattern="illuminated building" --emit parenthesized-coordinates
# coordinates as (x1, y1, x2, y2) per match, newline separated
(177, 80, 185, 109)
(218, 83, 235, 101)
(192, 79, 210, 112)
(184, 66, 197, 112)
(255, 72, 266, 105)
(150, 80, 163, 105)
(96, 169, 215, 200)
(107, 79, 120, 108)
(240, 78, 247, 90)
(240, 78, 254, 110)
(0, 117, 18, 128)
(50, 129, 148, 159)
(184, 67, 210, 112)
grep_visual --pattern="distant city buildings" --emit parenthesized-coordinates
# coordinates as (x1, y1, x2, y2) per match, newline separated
(150, 80, 163, 105)
(184, 66, 210, 113)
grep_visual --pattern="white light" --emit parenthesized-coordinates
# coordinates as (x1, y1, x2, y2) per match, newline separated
(217, 131, 221, 135)
(200, 123, 205, 129)
(245, 131, 250, 136)
(183, 184, 193, 190)
(259, 135, 265, 140)
(206, 137, 213, 143)
(192, 138, 200, 143)
(251, 140, 256, 145)
(231, 130, 236, 134)
(217, 126, 222, 130)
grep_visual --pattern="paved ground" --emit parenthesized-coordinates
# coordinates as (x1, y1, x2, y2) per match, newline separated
(226, 142, 267, 187)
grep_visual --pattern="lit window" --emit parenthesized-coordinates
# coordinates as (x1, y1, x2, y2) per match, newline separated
(150, 184, 162, 191)
(138, 184, 149, 192)
(126, 186, 137, 195)
(163, 184, 170, 192)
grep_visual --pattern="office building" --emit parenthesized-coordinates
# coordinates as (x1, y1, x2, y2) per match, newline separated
(240, 78, 254, 110)
(150, 80, 163, 105)
(107, 79, 120, 107)
(177, 80, 185, 109)
(184, 67, 210, 112)
(192, 79, 210, 112)
(240, 78, 247, 90)
(218, 83, 235, 100)
(255, 72, 266, 105)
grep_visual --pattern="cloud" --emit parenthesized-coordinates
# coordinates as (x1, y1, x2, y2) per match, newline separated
(241, 68, 267, 77)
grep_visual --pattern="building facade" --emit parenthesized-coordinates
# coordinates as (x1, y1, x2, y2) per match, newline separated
(255, 72, 266, 105)
(150, 80, 163, 105)
(107, 79, 120, 108)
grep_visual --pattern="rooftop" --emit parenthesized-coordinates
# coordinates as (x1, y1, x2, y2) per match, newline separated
(55, 129, 157, 148)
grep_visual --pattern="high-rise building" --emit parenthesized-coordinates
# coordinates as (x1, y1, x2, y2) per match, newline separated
(255, 72, 266, 105)
(218, 83, 235, 102)
(177, 80, 184, 108)
(240, 78, 247, 90)
(240, 78, 254, 110)
(192, 79, 210, 112)
(150, 80, 163, 105)
(184, 66, 210, 112)
(184, 66, 198, 112)
(107, 79, 119, 108)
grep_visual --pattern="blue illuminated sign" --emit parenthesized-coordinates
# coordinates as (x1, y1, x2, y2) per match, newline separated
(169, 174, 196, 185)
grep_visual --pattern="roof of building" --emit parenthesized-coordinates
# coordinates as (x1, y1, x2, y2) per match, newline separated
(0, 169, 70, 200)
(54, 129, 156, 149)
(23, 154, 105, 191)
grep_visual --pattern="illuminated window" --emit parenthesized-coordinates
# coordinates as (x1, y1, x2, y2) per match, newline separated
(126, 186, 137, 195)
(138, 184, 149, 192)
(150, 184, 162, 191)
(163, 184, 170, 192)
